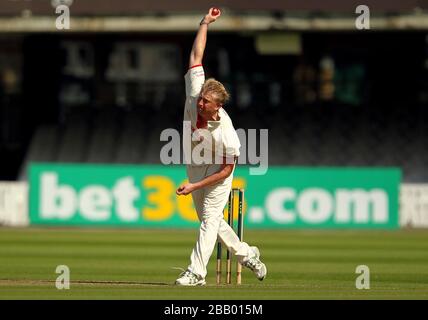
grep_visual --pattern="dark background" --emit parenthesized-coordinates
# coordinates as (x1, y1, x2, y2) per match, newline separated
(1, 1, 427, 181)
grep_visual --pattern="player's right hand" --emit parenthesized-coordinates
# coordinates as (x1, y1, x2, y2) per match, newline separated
(203, 7, 221, 24)
(176, 183, 195, 196)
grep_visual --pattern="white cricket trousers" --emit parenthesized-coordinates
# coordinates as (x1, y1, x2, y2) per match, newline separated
(186, 164, 251, 279)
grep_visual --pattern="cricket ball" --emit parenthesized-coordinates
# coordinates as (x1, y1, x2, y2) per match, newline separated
(212, 7, 220, 16)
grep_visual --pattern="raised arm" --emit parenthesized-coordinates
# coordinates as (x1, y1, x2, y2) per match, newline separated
(189, 7, 221, 68)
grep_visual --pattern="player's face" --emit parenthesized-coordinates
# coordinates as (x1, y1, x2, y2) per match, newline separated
(197, 91, 221, 120)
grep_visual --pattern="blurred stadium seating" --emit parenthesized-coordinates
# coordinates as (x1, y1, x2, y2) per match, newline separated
(18, 97, 428, 181)
(0, 1, 427, 183)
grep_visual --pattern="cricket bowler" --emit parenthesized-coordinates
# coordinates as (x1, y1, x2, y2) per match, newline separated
(175, 7, 267, 286)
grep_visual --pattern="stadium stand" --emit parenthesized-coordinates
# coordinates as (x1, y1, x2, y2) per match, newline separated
(2, 29, 426, 183)
(19, 100, 428, 182)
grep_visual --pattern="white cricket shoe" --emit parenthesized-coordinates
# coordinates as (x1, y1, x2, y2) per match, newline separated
(175, 270, 206, 286)
(242, 246, 267, 281)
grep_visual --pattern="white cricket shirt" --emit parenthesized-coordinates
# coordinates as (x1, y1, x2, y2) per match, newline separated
(183, 65, 241, 165)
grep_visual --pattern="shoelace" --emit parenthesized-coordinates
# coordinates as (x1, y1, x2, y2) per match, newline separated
(171, 267, 191, 278)
(171, 267, 199, 282)
(180, 271, 197, 280)
(171, 267, 186, 274)
(245, 257, 261, 270)
(182, 272, 199, 284)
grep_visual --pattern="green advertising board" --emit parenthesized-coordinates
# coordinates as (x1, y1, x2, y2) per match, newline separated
(29, 163, 401, 229)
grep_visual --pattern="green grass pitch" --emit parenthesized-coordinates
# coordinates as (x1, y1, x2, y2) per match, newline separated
(1, 228, 428, 299)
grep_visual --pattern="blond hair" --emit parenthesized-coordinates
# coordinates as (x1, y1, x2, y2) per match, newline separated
(201, 78, 230, 105)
